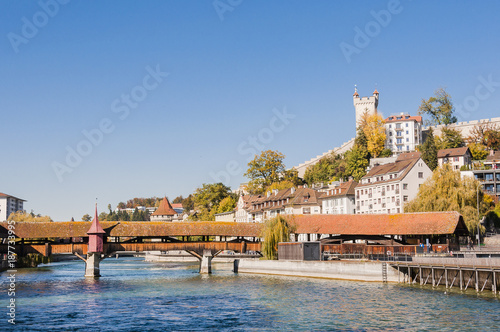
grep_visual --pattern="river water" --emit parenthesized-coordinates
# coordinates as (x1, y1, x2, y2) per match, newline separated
(1, 257, 500, 331)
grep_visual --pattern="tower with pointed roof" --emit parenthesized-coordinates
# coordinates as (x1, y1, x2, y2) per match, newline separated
(85, 204, 106, 277)
(353, 87, 379, 128)
(150, 197, 179, 222)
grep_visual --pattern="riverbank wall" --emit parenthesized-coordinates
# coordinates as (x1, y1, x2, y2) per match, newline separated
(235, 259, 403, 282)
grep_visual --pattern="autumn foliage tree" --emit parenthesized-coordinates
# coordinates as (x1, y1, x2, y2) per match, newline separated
(361, 112, 387, 158)
(405, 164, 488, 234)
(8, 211, 52, 222)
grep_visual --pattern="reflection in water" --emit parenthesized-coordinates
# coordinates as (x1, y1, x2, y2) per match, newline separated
(1, 257, 500, 331)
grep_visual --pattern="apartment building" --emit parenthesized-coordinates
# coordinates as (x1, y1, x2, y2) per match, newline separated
(0, 193, 26, 221)
(319, 180, 357, 215)
(355, 153, 432, 214)
(385, 113, 423, 154)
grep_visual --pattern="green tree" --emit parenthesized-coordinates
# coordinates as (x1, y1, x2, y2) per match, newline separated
(82, 214, 92, 221)
(244, 150, 287, 194)
(346, 144, 369, 181)
(303, 152, 348, 185)
(420, 127, 438, 170)
(418, 87, 457, 125)
(217, 195, 237, 214)
(98, 212, 108, 221)
(182, 194, 194, 212)
(173, 195, 184, 204)
(436, 127, 464, 150)
(261, 216, 295, 260)
(192, 183, 233, 221)
(405, 164, 488, 234)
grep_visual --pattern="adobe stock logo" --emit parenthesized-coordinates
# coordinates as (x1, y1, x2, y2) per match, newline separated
(339, 0, 405, 64)
(7, 0, 71, 53)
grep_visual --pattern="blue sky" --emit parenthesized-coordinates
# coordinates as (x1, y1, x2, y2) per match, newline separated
(1, 0, 500, 220)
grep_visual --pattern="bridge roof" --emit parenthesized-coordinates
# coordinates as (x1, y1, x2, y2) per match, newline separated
(0, 221, 262, 239)
(288, 211, 467, 236)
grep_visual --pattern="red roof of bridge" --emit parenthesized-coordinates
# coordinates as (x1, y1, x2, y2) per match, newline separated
(287, 211, 467, 236)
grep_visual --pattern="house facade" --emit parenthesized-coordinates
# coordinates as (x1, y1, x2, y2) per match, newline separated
(0, 193, 26, 221)
(355, 153, 432, 214)
(319, 180, 357, 215)
(385, 113, 423, 154)
(437, 147, 472, 170)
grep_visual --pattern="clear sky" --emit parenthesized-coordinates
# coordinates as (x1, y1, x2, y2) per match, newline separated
(1, 0, 500, 220)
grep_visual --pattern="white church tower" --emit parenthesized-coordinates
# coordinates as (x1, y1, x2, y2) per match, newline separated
(353, 87, 379, 127)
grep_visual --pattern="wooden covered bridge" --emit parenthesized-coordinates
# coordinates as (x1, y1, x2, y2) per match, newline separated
(0, 211, 468, 276)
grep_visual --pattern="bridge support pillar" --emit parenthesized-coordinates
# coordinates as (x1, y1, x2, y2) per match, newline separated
(85, 252, 101, 278)
(200, 250, 212, 274)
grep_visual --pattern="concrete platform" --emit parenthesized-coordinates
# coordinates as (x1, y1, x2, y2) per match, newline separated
(235, 259, 403, 282)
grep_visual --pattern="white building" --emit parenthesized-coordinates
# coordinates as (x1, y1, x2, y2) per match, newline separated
(437, 147, 472, 171)
(241, 186, 322, 223)
(214, 211, 236, 222)
(0, 193, 26, 221)
(320, 180, 357, 215)
(355, 152, 432, 214)
(385, 113, 423, 154)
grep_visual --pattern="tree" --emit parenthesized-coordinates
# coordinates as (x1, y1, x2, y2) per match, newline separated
(192, 183, 233, 221)
(173, 195, 184, 204)
(217, 196, 237, 214)
(8, 211, 52, 222)
(346, 144, 369, 181)
(303, 152, 348, 185)
(82, 214, 92, 221)
(98, 212, 108, 221)
(244, 150, 287, 194)
(468, 142, 489, 161)
(467, 122, 500, 151)
(182, 194, 194, 212)
(261, 216, 295, 260)
(418, 87, 457, 125)
(420, 127, 438, 170)
(361, 112, 386, 158)
(436, 127, 464, 150)
(405, 164, 489, 234)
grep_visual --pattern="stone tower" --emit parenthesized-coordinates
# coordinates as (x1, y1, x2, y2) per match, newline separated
(353, 87, 379, 128)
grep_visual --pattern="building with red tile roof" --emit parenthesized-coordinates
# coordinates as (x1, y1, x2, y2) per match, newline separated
(385, 113, 423, 154)
(438, 147, 472, 170)
(356, 153, 432, 214)
(319, 180, 358, 215)
(150, 197, 180, 222)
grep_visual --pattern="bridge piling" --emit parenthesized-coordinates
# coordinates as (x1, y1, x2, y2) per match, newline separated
(84, 252, 101, 278)
(200, 250, 212, 274)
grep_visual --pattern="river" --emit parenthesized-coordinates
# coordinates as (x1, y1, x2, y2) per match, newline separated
(1, 257, 500, 331)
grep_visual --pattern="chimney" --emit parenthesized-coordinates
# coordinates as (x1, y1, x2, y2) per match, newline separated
(490, 150, 495, 157)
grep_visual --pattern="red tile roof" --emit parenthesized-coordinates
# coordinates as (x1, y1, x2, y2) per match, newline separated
(385, 115, 422, 123)
(437, 147, 470, 158)
(0, 193, 26, 201)
(171, 203, 183, 209)
(485, 150, 500, 162)
(320, 180, 358, 199)
(358, 154, 421, 188)
(287, 212, 467, 236)
(1, 221, 262, 238)
(151, 197, 177, 216)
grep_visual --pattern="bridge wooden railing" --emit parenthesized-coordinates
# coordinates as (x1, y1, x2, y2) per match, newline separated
(0, 242, 262, 257)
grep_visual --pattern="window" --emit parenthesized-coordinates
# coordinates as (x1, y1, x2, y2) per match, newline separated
(303, 207, 311, 214)
(406, 123, 409, 127)
(406, 146, 409, 151)
(389, 139, 392, 144)
(389, 132, 393, 136)
(403, 196, 408, 202)
(396, 123, 401, 129)
(403, 183, 408, 190)
(397, 138, 403, 144)
(406, 138, 409, 142)
(454, 157, 459, 162)
(389, 124, 392, 128)
(418, 172, 423, 178)
(396, 131, 403, 137)
(406, 130, 409, 135)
